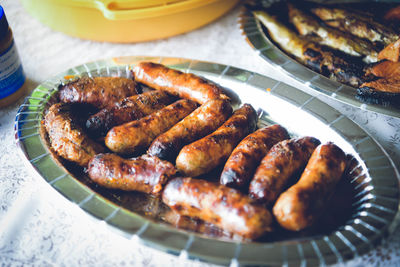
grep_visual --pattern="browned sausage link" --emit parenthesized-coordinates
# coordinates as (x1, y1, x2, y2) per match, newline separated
(59, 76, 139, 109)
(105, 99, 197, 155)
(220, 125, 290, 190)
(86, 90, 175, 137)
(162, 177, 273, 240)
(44, 103, 104, 167)
(88, 153, 176, 195)
(249, 136, 321, 205)
(273, 142, 346, 231)
(175, 104, 257, 177)
(133, 62, 229, 104)
(163, 210, 233, 239)
(147, 99, 232, 162)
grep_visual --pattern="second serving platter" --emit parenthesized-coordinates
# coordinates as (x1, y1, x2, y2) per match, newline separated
(239, 0, 400, 118)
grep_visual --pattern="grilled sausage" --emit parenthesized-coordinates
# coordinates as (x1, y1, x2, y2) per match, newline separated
(86, 90, 175, 137)
(163, 210, 233, 240)
(162, 177, 273, 239)
(175, 104, 257, 177)
(133, 62, 229, 104)
(220, 125, 290, 190)
(44, 103, 104, 167)
(273, 142, 346, 231)
(249, 137, 321, 206)
(105, 99, 197, 155)
(147, 99, 232, 162)
(88, 153, 176, 195)
(59, 76, 138, 109)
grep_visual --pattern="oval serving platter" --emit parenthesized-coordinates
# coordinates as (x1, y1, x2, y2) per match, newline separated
(239, 0, 400, 118)
(15, 56, 400, 266)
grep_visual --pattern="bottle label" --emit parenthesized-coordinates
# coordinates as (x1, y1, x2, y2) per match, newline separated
(0, 40, 25, 99)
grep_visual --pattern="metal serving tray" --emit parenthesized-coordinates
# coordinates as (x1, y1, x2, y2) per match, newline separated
(15, 56, 400, 266)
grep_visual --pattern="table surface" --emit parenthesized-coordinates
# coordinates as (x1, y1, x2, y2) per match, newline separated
(1, 0, 399, 266)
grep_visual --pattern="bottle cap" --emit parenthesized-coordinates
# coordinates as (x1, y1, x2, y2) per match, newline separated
(0, 6, 10, 39)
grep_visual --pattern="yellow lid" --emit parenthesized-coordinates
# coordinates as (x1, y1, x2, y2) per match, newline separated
(49, 0, 227, 20)
(21, 0, 239, 42)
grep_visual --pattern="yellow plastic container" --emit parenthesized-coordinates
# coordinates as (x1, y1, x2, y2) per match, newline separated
(20, 0, 239, 43)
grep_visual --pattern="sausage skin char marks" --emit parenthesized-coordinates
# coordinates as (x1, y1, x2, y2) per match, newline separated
(220, 124, 290, 190)
(163, 210, 233, 239)
(43, 62, 353, 240)
(273, 142, 347, 231)
(133, 62, 230, 105)
(44, 103, 104, 167)
(147, 98, 232, 162)
(249, 136, 321, 206)
(162, 177, 273, 240)
(88, 153, 176, 195)
(176, 104, 257, 177)
(105, 99, 197, 155)
(59, 76, 139, 109)
(86, 90, 175, 137)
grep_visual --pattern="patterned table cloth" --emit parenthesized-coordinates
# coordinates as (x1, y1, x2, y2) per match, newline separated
(1, 0, 399, 266)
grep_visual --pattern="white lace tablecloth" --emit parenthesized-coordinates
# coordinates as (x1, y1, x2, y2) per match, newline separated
(1, 0, 399, 266)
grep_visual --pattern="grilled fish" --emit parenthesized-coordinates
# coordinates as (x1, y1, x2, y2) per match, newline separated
(288, 4, 379, 62)
(253, 10, 313, 60)
(254, 10, 364, 87)
(304, 46, 365, 86)
(311, 6, 398, 46)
